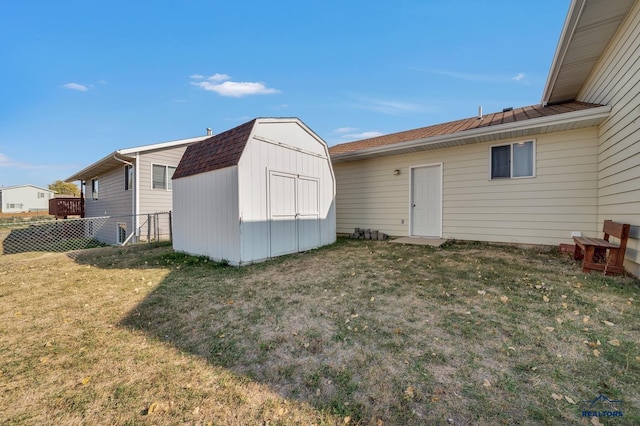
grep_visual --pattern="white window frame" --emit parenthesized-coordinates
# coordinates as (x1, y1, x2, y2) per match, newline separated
(124, 165, 133, 191)
(91, 178, 99, 200)
(151, 164, 176, 191)
(116, 222, 127, 244)
(489, 140, 536, 180)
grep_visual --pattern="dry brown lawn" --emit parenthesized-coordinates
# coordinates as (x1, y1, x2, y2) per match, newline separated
(1, 239, 639, 425)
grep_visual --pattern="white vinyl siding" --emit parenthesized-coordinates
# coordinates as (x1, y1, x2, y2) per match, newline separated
(578, 0, 640, 276)
(334, 128, 599, 246)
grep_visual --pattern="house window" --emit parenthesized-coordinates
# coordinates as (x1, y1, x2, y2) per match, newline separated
(490, 140, 535, 179)
(37, 192, 45, 198)
(152, 165, 176, 190)
(117, 222, 127, 244)
(91, 178, 99, 200)
(124, 165, 133, 191)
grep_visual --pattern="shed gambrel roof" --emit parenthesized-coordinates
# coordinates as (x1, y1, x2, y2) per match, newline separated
(329, 101, 609, 160)
(172, 119, 256, 180)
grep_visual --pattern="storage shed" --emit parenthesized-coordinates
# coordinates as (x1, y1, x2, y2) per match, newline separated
(172, 117, 336, 265)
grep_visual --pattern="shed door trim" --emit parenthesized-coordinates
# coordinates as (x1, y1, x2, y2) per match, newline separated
(267, 170, 321, 257)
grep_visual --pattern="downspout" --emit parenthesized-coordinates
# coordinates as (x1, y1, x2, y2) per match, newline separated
(113, 154, 136, 242)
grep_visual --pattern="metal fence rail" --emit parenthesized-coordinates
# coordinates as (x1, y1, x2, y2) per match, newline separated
(0, 212, 172, 255)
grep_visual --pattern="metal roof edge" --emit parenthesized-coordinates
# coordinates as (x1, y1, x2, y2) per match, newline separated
(0, 184, 56, 192)
(118, 135, 210, 155)
(541, 0, 586, 105)
(331, 105, 611, 162)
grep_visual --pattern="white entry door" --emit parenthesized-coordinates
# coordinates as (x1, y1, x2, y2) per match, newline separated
(269, 171, 320, 256)
(411, 165, 441, 237)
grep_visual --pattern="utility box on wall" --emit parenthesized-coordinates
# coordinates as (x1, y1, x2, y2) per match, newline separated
(172, 118, 336, 265)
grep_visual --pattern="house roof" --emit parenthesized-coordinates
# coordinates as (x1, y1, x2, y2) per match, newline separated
(0, 184, 55, 193)
(542, 0, 636, 105)
(330, 101, 609, 161)
(66, 135, 210, 182)
(172, 119, 257, 180)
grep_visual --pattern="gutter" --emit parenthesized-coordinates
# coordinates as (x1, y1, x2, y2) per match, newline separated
(331, 104, 611, 162)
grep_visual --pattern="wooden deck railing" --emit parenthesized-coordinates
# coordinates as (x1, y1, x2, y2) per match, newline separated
(49, 197, 84, 218)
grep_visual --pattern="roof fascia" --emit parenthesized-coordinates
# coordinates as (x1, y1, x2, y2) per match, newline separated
(65, 151, 134, 182)
(66, 135, 209, 182)
(331, 105, 611, 161)
(118, 135, 209, 155)
(541, 0, 586, 105)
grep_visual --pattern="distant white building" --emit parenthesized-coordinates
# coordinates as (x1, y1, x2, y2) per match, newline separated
(0, 185, 56, 213)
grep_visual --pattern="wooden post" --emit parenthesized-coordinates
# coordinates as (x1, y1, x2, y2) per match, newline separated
(147, 214, 151, 246)
(168, 211, 173, 243)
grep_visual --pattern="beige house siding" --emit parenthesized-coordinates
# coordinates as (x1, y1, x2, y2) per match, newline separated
(335, 128, 600, 245)
(577, 0, 640, 276)
(138, 146, 188, 215)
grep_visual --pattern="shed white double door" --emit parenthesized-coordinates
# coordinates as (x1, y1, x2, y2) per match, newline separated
(269, 171, 320, 256)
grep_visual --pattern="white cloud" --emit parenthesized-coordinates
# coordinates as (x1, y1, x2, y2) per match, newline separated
(512, 73, 526, 81)
(0, 153, 48, 170)
(354, 97, 426, 115)
(189, 74, 205, 80)
(191, 73, 280, 97)
(206, 73, 231, 82)
(333, 127, 358, 134)
(62, 83, 89, 92)
(341, 131, 384, 140)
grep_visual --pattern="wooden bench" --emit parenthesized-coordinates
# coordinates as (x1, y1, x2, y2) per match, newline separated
(573, 220, 630, 275)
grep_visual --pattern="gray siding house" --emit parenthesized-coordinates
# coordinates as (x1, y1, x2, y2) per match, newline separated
(66, 135, 209, 244)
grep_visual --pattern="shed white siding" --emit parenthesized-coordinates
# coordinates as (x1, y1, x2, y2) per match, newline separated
(173, 166, 241, 262)
(334, 128, 599, 246)
(173, 118, 336, 266)
(237, 128, 335, 263)
(577, 0, 640, 276)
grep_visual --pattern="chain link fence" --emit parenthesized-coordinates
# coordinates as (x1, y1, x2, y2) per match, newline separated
(0, 212, 172, 255)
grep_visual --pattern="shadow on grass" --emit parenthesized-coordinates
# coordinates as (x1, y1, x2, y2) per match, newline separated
(68, 239, 640, 425)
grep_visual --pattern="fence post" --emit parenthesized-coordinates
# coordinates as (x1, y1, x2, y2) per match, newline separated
(154, 213, 158, 242)
(168, 211, 173, 243)
(147, 214, 151, 246)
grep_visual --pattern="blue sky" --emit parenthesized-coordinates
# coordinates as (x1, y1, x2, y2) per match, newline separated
(0, 0, 570, 188)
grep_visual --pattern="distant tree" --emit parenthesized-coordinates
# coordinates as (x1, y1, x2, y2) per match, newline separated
(49, 180, 80, 196)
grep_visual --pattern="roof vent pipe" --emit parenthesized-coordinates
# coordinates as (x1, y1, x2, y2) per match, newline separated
(206, 128, 212, 136)
(478, 106, 483, 120)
